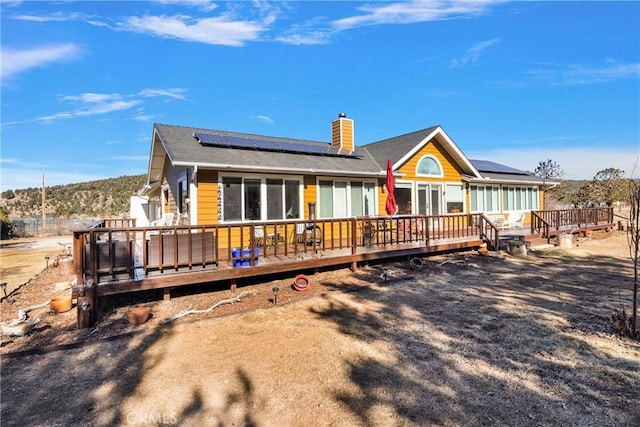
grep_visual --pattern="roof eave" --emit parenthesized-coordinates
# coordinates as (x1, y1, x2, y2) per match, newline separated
(393, 126, 483, 178)
(469, 176, 555, 186)
(172, 161, 384, 178)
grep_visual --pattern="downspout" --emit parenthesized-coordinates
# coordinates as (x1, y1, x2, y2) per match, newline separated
(190, 165, 198, 224)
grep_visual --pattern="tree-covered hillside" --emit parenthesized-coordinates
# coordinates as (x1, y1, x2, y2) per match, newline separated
(1, 174, 146, 219)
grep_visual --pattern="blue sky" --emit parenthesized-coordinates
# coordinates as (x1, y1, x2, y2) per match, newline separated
(1, 0, 639, 192)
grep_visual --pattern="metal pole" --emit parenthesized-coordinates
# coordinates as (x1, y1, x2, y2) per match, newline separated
(41, 173, 46, 234)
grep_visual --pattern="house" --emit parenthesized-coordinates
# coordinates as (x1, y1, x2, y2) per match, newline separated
(134, 114, 549, 227)
(76, 114, 614, 326)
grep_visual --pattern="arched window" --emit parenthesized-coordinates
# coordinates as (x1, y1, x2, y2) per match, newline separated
(416, 156, 443, 177)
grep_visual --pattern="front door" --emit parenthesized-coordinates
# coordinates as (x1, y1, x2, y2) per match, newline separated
(418, 184, 442, 230)
(418, 183, 442, 216)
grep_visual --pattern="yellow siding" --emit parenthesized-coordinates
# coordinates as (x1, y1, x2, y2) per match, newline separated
(397, 136, 463, 182)
(303, 176, 317, 219)
(197, 170, 218, 224)
(341, 119, 354, 151)
(331, 118, 354, 152)
(465, 184, 471, 214)
(377, 178, 386, 216)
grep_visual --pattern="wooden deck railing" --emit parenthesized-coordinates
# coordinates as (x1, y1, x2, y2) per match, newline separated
(530, 211, 550, 238)
(479, 214, 500, 250)
(531, 207, 614, 238)
(91, 218, 137, 229)
(72, 213, 488, 286)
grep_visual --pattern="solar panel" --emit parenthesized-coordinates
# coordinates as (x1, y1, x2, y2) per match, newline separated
(225, 136, 260, 149)
(470, 159, 527, 175)
(194, 132, 229, 146)
(194, 132, 361, 158)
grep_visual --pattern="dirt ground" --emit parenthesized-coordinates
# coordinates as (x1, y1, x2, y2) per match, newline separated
(1, 231, 639, 426)
(0, 236, 73, 295)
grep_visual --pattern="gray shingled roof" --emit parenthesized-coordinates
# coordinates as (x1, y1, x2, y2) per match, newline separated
(362, 126, 440, 166)
(151, 122, 549, 186)
(154, 123, 384, 177)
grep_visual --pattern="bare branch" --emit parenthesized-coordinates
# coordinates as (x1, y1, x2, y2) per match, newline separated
(161, 290, 255, 324)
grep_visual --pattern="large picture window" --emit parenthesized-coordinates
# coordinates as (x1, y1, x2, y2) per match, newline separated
(395, 183, 413, 215)
(223, 177, 242, 221)
(502, 186, 539, 211)
(470, 185, 500, 212)
(318, 179, 376, 218)
(267, 179, 283, 220)
(222, 175, 302, 222)
(446, 184, 464, 213)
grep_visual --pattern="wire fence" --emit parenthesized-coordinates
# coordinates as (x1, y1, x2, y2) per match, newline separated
(9, 218, 101, 238)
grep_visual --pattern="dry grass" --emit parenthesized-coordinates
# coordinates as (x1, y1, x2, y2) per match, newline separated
(1, 232, 639, 426)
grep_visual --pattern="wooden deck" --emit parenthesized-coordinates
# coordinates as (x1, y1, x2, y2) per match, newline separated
(71, 208, 615, 326)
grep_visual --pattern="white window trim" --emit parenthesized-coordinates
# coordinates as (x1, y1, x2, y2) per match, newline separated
(444, 182, 465, 214)
(177, 170, 188, 215)
(415, 155, 444, 178)
(316, 177, 379, 219)
(501, 185, 540, 212)
(220, 173, 304, 223)
(470, 184, 501, 214)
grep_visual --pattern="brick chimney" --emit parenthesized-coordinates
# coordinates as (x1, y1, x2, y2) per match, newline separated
(331, 112, 354, 153)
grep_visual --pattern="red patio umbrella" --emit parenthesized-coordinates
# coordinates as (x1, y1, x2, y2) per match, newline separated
(385, 160, 398, 216)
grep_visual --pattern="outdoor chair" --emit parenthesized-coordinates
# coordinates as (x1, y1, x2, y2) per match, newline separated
(150, 212, 174, 227)
(504, 212, 525, 229)
(487, 215, 505, 230)
(254, 226, 266, 246)
(254, 226, 275, 246)
(292, 223, 306, 244)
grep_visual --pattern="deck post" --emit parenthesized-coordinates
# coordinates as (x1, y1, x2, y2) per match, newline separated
(351, 261, 358, 272)
(163, 288, 171, 301)
(230, 280, 236, 294)
(76, 281, 96, 329)
(351, 218, 357, 255)
(73, 232, 84, 286)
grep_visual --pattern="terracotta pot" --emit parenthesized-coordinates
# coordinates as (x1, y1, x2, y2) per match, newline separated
(58, 257, 74, 276)
(127, 307, 151, 326)
(293, 274, 310, 291)
(50, 295, 72, 313)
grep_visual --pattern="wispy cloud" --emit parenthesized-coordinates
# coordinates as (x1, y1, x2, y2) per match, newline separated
(139, 88, 188, 100)
(3, 88, 187, 127)
(331, 0, 502, 30)
(252, 114, 275, 125)
(12, 11, 85, 22)
(153, 0, 219, 12)
(119, 14, 268, 46)
(1, 44, 83, 78)
(526, 61, 640, 85)
(275, 31, 331, 46)
(133, 112, 155, 122)
(274, 1, 502, 45)
(450, 38, 500, 67)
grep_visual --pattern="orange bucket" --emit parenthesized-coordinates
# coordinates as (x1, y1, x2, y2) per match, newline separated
(50, 295, 72, 313)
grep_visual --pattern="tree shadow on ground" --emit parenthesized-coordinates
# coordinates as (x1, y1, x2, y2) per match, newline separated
(1, 324, 175, 426)
(311, 249, 640, 426)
